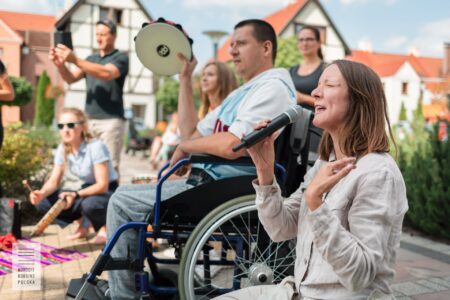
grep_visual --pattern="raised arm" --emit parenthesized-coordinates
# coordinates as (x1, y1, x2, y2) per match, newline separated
(49, 46, 84, 84)
(52, 44, 123, 82)
(0, 73, 14, 101)
(177, 54, 200, 140)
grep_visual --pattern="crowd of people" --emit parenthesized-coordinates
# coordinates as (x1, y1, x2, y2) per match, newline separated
(0, 17, 409, 300)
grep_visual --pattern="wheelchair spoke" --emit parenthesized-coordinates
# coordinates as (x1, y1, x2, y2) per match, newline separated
(179, 196, 297, 299)
(238, 212, 265, 263)
(271, 247, 297, 282)
(215, 227, 250, 273)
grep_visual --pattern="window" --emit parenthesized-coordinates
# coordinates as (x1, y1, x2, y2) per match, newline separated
(99, 7, 123, 25)
(132, 104, 146, 119)
(401, 82, 408, 95)
(294, 22, 326, 43)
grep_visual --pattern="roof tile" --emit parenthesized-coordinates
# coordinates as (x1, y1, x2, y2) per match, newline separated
(217, 0, 307, 62)
(347, 50, 443, 78)
(0, 10, 55, 33)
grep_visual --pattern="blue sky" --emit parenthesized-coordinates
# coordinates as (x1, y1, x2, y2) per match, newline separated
(0, 0, 448, 69)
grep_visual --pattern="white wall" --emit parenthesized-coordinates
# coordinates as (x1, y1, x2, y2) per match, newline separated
(383, 62, 421, 123)
(280, 0, 347, 62)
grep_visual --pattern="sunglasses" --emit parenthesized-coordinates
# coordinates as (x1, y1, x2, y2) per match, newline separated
(57, 121, 83, 130)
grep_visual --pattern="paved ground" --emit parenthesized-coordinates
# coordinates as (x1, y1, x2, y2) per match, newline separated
(1, 151, 450, 299)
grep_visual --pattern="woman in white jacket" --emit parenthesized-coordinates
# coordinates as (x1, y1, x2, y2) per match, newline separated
(218, 60, 408, 300)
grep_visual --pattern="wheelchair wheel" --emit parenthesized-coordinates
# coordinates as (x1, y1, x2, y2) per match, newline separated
(178, 195, 296, 299)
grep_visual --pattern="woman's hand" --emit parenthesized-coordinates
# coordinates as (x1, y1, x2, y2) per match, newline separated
(246, 120, 277, 186)
(29, 190, 45, 206)
(59, 191, 78, 210)
(177, 53, 197, 80)
(305, 156, 356, 211)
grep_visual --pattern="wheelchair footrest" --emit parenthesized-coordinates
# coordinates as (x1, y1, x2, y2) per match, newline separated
(66, 275, 110, 300)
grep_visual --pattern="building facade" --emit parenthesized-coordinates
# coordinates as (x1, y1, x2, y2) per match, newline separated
(217, 0, 448, 123)
(56, 0, 156, 127)
(217, 0, 351, 63)
(0, 10, 61, 124)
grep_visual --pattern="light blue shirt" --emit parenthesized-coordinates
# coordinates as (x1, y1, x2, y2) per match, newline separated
(54, 139, 118, 184)
(195, 68, 297, 180)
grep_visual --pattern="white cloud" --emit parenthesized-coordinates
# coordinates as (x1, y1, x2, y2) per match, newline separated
(357, 36, 373, 51)
(384, 0, 398, 5)
(0, 0, 61, 15)
(409, 17, 450, 57)
(339, 0, 368, 5)
(183, 0, 282, 9)
(383, 35, 408, 49)
(339, 0, 397, 5)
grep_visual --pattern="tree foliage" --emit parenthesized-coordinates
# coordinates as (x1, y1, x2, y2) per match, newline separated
(398, 101, 407, 121)
(0, 76, 33, 106)
(396, 114, 450, 239)
(0, 124, 56, 199)
(275, 36, 302, 69)
(156, 77, 179, 115)
(34, 70, 55, 127)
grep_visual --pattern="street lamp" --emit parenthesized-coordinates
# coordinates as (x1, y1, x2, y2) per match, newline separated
(203, 30, 228, 61)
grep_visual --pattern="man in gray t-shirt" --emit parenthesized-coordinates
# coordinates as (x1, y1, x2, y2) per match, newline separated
(49, 19, 129, 172)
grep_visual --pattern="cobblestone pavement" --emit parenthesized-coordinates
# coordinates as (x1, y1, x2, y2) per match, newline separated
(1, 151, 449, 299)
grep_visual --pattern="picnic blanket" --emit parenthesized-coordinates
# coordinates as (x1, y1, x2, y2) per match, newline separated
(0, 238, 86, 276)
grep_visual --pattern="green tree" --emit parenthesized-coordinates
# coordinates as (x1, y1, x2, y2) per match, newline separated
(34, 71, 55, 127)
(156, 77, 179, 115)
(275, 36, 302, 68)
(413, 94, 424, 121)
(0, 76, 33, 106)
(398, 101, 407, 121)
(397, 118, 450, 239)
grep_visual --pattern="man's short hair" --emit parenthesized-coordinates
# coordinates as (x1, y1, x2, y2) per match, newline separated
(234, 19, 277, 63)
(96, 19, 117, 34)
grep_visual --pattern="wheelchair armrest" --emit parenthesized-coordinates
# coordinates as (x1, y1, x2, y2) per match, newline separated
(188, 153, 254, 166)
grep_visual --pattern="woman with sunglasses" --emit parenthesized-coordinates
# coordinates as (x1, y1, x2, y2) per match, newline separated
(29, 107, 118, 244)
(289, 26, 326, 157)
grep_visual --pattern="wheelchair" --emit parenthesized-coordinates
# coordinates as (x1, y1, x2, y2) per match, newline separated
(67, 107, 316, 300)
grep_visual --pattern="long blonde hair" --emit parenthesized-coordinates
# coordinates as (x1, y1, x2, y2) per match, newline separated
(318, 60, 396, 160)
(198, 61, 238, 119)
(60, 107, 92, 162)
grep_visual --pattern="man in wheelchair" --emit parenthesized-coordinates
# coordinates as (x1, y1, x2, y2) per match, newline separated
(105, 19, 297, 299)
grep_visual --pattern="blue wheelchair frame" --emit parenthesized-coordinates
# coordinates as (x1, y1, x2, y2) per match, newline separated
(74, 157, 287, 299)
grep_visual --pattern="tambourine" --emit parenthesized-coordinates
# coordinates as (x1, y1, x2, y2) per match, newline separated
(135, 18, 193, 76)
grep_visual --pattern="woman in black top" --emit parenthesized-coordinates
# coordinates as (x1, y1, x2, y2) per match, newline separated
(0, 59, 15, 150)
(289, 26, 325, 157)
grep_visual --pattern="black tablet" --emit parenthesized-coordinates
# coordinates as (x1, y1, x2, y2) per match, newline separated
(54, 31, 73, 49)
